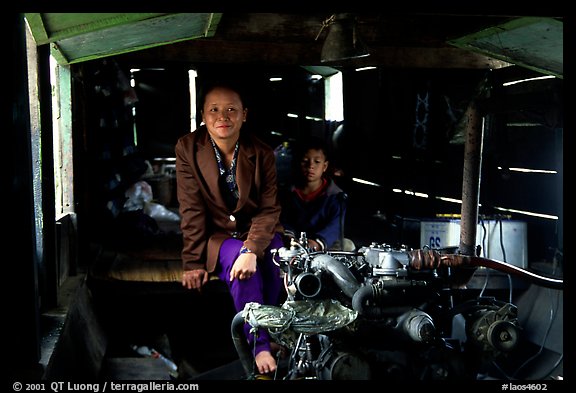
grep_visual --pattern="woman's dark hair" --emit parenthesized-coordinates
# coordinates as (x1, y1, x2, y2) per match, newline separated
(198, 79, 247, 109)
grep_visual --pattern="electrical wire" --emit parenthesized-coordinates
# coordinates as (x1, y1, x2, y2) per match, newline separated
(478, 219, 489, 297)
(511, 287, 561, 379)
(497, 219, 513, 303)
(512, 250, 564, 379)
(476, 218, 562, 380)
(489, 285, 561, 380)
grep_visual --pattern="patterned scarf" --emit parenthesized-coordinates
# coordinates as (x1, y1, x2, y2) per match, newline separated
(209, 137, 240, 203)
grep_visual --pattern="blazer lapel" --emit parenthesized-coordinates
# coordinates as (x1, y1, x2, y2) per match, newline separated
(197, 131, 227, 210)
(235, 140, 255, 212)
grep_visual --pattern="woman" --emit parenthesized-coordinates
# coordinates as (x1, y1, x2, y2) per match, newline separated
(280, 137, 348, 251)
(175, 81, 283, 375)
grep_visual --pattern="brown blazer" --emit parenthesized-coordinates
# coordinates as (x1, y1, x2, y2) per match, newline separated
(175, 126, 283, 273)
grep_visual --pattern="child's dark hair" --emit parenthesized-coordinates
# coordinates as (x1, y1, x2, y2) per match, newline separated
(294, 136, 331, 162)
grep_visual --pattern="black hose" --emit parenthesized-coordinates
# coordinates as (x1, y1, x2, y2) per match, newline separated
(353, 284, 417, 320)
(230, 311, 254, 378)
(352, 285, 373, 316)
(352, 284, 417, 318)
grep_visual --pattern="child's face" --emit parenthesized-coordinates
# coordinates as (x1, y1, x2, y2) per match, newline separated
(300, 149, 328, 183)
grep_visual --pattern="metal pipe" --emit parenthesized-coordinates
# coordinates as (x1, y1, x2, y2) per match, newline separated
(310, 254, 360, 298)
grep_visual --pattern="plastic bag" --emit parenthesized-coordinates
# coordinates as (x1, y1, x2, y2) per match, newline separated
(123, 181, 153, 211)
(144, 202, 180, 222)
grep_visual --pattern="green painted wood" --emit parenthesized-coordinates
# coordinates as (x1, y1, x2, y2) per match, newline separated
(27, 13, 167, 45)
(205, 12, 222, 36)
(448, 17, 563, 78)
(50, 43, 70, 65)
(25, 13, 49, 44)
(25, 13, 222, 65)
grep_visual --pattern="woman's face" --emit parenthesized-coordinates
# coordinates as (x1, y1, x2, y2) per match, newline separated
(300, 148, 328, 183)
(202, 87, 247, 141)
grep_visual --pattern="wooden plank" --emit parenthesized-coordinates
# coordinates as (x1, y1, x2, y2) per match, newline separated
(107, 255, 183, 282)
(29, 13, 167, 44)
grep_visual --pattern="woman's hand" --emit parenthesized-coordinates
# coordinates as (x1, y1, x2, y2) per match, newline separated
(182, 269, 209, 290)
(230, 253, 257, 281)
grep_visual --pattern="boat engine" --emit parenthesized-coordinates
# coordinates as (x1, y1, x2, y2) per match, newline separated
(232, 236, 561, 380)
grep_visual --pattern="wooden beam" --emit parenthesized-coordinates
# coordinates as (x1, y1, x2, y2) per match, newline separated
(116, 39, 510, 69)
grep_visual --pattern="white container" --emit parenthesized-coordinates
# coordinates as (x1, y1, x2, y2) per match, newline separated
(419, 219, 528, 268)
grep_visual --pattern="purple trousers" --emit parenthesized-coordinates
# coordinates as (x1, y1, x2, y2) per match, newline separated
(216, 232, 284, 357)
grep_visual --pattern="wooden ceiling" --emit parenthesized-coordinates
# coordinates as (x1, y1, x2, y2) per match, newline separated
(25, 13, 563, 76)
